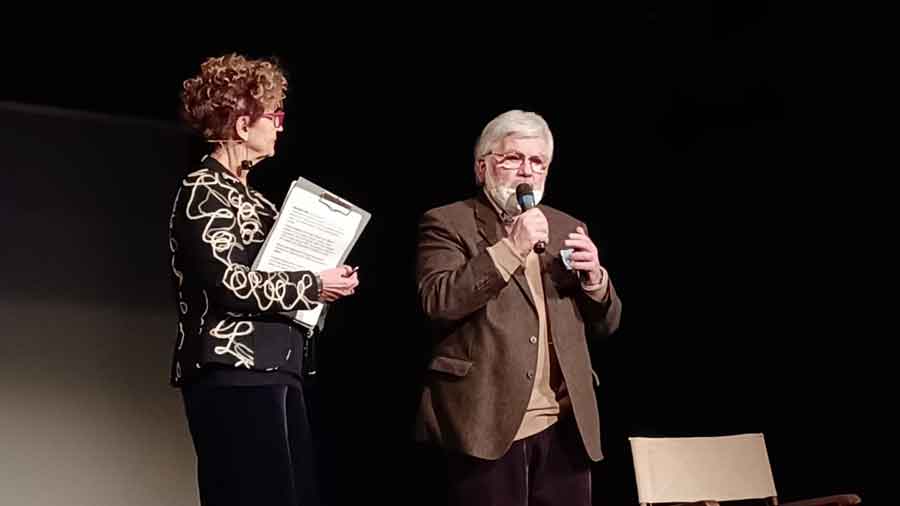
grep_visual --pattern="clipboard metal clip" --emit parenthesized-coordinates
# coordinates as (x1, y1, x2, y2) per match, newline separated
(319, 192, 351, 216)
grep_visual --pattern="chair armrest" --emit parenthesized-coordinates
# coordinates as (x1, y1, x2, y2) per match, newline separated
(779, 494, 861, 506)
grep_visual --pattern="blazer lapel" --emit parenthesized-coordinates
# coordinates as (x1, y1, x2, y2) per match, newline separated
(539, 222, 562, 302)
(540, 209, 564, 338)
(474, 192, 537, 313)
(540, 210, 588, 350)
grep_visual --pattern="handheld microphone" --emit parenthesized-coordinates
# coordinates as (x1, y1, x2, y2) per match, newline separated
(515, 183, 546, 254)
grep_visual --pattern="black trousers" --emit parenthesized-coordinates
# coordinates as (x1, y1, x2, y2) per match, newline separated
(445, 416, 592, 506)
(181, 384, 321, 506)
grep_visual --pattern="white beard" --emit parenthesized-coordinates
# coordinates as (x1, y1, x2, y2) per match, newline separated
(484, 170, 543, 217)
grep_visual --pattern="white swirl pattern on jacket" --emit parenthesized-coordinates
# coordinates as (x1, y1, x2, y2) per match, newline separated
(171, 168, 316, 370)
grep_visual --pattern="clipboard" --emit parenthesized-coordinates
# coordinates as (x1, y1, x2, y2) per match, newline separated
(291, 175, 371, 261)
(251, 176, 371, 333)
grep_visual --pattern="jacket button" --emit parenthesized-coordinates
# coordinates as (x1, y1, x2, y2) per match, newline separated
(529, 336, 538, 344)
(526, 371, 534, 380)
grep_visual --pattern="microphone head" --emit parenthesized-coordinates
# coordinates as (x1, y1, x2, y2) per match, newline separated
(516, 183, 536, 210)
(515, 183, 533, 199)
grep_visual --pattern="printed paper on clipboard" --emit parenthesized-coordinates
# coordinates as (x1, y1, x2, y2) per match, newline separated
(251, 176, 371, 332)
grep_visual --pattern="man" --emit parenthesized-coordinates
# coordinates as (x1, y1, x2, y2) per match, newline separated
(415, 109, 622, 506)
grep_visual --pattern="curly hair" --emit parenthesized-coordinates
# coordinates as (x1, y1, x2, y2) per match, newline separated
(180, 53, 288, 140)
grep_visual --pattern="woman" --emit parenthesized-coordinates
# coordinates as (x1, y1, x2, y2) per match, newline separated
(169, 53, 358, 506)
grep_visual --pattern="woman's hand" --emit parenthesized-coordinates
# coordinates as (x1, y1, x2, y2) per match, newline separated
(317, 265, 360, 302)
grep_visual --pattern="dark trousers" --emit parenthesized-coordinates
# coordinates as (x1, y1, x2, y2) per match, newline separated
(446, 416, 592, 506)
(181, 384, 321, 506)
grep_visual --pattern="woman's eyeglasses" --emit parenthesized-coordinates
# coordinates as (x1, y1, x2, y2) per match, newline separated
(261, 111, 285, 128)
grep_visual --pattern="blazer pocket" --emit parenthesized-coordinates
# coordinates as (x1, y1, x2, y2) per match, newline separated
(428, 355, 474, 377)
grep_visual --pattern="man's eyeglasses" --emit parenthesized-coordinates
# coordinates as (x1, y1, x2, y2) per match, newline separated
(486, 151, 548, 173)
(261, 111, 285, 129)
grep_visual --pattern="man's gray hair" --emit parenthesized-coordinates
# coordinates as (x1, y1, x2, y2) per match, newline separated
(473, 109, 554, 185)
